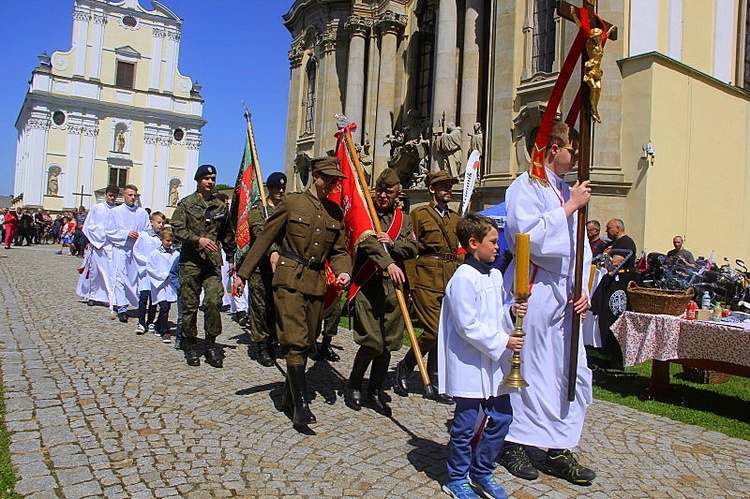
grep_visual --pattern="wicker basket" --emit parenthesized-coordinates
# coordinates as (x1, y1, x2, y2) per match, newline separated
(682, 366, 730, 385)
(626, 281, 695, 316)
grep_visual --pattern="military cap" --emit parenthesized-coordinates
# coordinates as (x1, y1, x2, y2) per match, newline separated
(266, 172, 287, 188)
(311, 156, 347, 178)
(428, 170, 459, 186)
(194, 164, 217, 181)
(375, 168, 401, 190)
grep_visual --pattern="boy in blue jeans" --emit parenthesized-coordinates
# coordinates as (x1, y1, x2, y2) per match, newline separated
(438, 213, 526, 499)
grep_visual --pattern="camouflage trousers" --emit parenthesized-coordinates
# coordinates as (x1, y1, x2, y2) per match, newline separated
(180, 263, 224, 339)
(248, 270, 275, 343)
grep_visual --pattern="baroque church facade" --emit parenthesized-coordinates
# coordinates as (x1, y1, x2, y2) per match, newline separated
(14, 0, 204, 215)
(282, 0, 750, 259)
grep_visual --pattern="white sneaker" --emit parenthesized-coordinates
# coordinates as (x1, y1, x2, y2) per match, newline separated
(148, 323, 157, 335)
(135, 324, 146, 335)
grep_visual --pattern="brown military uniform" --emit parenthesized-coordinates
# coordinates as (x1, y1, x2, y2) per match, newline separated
(237, 190, 351, 365)
(352, 207, 417, 352)
(409, 201, 461, 354)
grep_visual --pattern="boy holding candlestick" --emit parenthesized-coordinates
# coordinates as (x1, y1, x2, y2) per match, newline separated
(438, 213, 526, 499)
(499, 121, 596, 485)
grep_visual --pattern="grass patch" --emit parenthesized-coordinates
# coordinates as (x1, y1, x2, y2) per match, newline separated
(593, 361, 750, 441)
(0, 373, 20, 498)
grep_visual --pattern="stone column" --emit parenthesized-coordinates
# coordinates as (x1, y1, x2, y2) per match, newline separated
(372, 11, 406, 181)
(89, 13, 107, 80)
(142, 131, 158, 207)
(344, 15, 370, 143)
(150, 28, 166, 91)
(285, 45, 304, 186)
(79, 123, 99, 203)
(72, 8, 91, 77)
(459, 0, 483, 155)
(315, 26, 339, 156)
(432, 0, 458, 125)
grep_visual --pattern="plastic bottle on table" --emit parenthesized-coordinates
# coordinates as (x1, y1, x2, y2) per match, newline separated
(686, 301, 698, 320)
(701, 291, 711, 310)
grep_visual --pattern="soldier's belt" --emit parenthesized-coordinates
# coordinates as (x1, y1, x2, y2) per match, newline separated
(279, 249, 325, 271)
(421, 252, 457, 262)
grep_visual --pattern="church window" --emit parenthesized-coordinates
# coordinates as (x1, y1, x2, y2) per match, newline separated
(415, 1, 436, 120)
(109, 167, 128, 189)
(122, 16, 137, 28)
(304, 59, 317, 134)
(173, 128, 184, 142)
(116, 61, 135, 89)
(532, 0, 556, 74)
(52, 111, 66, 126)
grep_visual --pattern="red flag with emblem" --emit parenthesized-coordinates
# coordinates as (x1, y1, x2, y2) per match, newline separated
(230, 135, 261, 265)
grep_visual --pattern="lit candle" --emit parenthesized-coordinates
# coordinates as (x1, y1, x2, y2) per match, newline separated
(515, 233, 530, 296)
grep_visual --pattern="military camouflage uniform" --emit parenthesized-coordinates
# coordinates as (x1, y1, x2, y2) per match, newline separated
(171, 191, 236, 341)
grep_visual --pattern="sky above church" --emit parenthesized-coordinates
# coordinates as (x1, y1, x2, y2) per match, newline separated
(0, 0, 295, 196)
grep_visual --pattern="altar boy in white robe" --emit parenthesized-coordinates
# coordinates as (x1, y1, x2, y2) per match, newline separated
(106, 184, 150, 323)
(133, 211, 165, 334)
(77, 185, 119, 309)
(148, 228, 180, 344)
(438, 213, 526, 499)
(499, 121, 596, 484)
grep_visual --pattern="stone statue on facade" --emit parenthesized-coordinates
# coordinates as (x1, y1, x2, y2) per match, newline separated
(469, 122, 484, 153)
(47, 170, 59, 196)
(294, 152, 312, 189)
(434, 122, 463, 177)
(168, 180, 180, 206)
(116, 130, 126, 153)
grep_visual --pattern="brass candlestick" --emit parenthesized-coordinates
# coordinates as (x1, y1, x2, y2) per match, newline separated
(501, 292, 530, 389)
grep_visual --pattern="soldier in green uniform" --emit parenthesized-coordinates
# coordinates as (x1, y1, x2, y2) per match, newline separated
(395, 170, 460, 403)
(344, 168, 417, 416)
(171, 164, 236, 368)
(236, 157, 352, 428)
(245, 171, 287, 367)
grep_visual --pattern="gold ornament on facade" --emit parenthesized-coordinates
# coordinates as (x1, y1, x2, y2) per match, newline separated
(571, 7, 615, 124)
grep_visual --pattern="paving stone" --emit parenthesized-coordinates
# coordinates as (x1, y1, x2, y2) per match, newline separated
(1, 247, 750, 498)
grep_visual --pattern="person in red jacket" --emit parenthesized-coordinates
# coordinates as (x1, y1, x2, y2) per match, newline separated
(4, 209, 19, 249)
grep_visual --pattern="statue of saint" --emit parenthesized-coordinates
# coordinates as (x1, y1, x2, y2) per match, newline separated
(469, 122, 484, 153)
(169, 183, 180, 206)
(47, 170, 59, 197)
(116, 130, 126, 153)
(434, 123, 463, 177)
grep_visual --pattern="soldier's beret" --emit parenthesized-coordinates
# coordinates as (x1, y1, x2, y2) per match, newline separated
(428, 170, 459, 186)
(311, 156, 346, 178)
(375, 168, 401, 190)
(266, 172, 287, 188)
(194, 164, 217, 181)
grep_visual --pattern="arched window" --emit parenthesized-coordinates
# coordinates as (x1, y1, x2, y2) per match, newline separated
(304, 59, 317, 134)
(532, 0, 556, 74)
(415, 0, 436, 120)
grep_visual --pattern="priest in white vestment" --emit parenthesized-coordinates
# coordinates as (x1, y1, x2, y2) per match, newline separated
(76, 185, 119, 308)
(499, 121, 597, 484)
(106, 184, 150, 322)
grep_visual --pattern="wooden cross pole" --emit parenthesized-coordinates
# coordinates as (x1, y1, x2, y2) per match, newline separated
(72, 185, 92, 208)
(556, 0, 617, 402)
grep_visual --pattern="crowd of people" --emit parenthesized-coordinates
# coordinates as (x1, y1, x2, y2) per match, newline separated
(67, 120, 604, 499)
(0, 207, 88, 252)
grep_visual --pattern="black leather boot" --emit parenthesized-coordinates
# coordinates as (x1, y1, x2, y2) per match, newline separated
(280, 374, 292, 414)
(393, 348, 416, 396)
(256, 340, 274, 367)
(204, 335, 223, 368)
(313, 335, 340, 362)
(287, 364, 316, 426)
(184, 336, 200, 367)
(345, 349, 371, 411)
(423, 345, 454, 404)
(366, 352, 392, 416)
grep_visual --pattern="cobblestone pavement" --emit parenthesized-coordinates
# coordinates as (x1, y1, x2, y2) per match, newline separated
(0, 246, 748, 498)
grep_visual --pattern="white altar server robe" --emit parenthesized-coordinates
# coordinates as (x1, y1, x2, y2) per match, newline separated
(503, 169, 593, 450)
(133, 229, 161, 292)
(148, 248, 180, 303)
(76, 201, 116, 305)
(106, 204, 150, 307)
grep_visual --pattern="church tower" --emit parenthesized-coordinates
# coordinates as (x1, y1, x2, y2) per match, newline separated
(14, 0, 205, 214)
